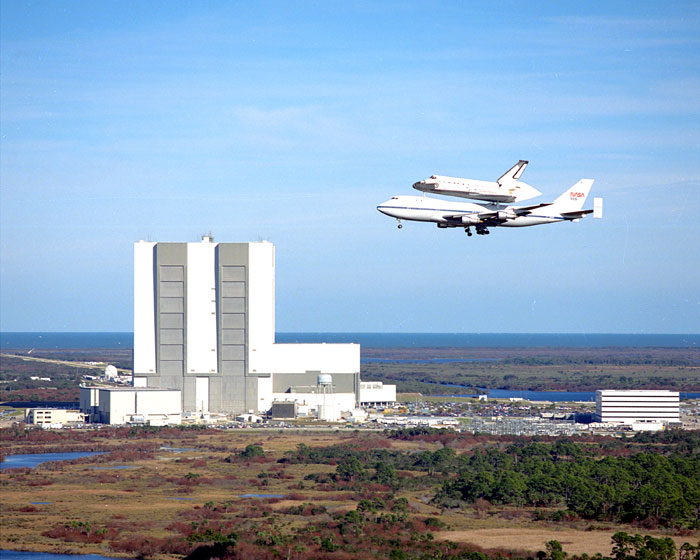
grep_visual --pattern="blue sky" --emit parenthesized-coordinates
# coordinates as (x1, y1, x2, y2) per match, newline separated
(1, 0, 698, 333)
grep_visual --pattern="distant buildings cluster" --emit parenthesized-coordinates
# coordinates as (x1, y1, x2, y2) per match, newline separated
(20, 237, 687, 432)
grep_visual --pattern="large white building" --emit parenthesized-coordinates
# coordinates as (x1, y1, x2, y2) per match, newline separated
(595, 390, 680, 425)
(133, 237, 393, 416)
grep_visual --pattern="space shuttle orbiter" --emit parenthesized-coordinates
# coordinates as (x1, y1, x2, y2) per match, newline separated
(412, 160, 542, 203)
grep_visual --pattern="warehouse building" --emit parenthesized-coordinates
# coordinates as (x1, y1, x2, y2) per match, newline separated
(133, 237, 392, 416)
(595, 390, 680, 425)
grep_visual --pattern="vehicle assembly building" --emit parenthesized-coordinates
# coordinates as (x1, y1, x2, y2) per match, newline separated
(133, 237, 393, 417)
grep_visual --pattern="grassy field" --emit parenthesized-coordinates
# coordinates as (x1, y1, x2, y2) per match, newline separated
(2, 427, 697, 560)
(361, 346, 700, 394)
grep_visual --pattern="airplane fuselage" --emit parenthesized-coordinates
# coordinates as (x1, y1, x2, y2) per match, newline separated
(377, 195, 567, 228)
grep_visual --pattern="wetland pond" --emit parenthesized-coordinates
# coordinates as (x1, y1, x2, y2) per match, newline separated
(0, 452, 104, 470)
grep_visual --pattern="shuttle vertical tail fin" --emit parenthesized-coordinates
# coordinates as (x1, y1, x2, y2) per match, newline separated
(497, 160, 528, 186)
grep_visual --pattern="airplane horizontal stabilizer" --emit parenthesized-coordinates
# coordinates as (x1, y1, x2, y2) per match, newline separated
(512, 202, 552, 216)
(594, 197, 603, 219)
(560, 209, 594, 219)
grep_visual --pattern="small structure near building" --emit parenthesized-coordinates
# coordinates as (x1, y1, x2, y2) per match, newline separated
(345, 408, 368, 423)
(632, 421, 665, 432)
(104, 365, 118, 380)
(270, 401, 298, 419)
(235, 413, 264, 423)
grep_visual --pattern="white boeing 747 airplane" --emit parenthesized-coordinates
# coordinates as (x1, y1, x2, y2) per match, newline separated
(377, 179, 602, 236)
(412, 160, 542, 203)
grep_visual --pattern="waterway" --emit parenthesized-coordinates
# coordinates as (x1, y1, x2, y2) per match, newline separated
(0, 452, 104, 470)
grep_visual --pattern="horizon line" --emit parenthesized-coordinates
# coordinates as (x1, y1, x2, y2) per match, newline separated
(2, 331, 699, 336)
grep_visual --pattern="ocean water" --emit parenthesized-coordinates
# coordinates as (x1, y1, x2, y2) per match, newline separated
(1, 332, 132, 350)
(2, 331, 698, 349)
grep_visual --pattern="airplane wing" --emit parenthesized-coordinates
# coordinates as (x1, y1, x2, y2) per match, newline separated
(560, 209, 593, 219)
(477, 203, 552, 219)
(443, 203, 553, 224)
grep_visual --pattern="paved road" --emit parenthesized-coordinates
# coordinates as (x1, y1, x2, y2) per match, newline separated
(0, 353, 130, 374)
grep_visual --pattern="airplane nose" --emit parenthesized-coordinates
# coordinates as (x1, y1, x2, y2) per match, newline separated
(377, 201, 396, 216)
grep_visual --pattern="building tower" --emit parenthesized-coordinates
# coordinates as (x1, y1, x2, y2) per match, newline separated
(317, 374, 339, 421)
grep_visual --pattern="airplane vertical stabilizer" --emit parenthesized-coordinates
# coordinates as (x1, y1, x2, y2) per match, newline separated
(594, 197, 603, 218)
(552, 179, 594, 210)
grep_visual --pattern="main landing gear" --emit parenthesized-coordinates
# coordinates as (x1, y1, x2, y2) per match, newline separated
(397, 220, 403, 229)
(465, 225, 489, 236)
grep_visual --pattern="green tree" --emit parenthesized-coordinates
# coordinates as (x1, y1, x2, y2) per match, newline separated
(545, 540, 566, 560)
(241, 444, 264, 458)
(336, 456, 365, 481)
(374, 460, 398, 486)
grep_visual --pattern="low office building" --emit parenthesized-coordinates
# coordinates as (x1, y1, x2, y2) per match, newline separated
(80, 386, 182, 425)
(595, 390, 680, 425)
(25, 408, 85, 427)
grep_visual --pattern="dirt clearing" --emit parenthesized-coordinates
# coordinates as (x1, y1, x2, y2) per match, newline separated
(435, 527, 697, 556)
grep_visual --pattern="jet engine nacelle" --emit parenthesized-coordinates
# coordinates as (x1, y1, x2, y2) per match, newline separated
(497, 210, 516, 222)
(461, 215, 480, 225)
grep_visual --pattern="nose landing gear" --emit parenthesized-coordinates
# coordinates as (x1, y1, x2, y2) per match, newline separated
(397, 220, 403, 229)
(464, 227, 472, 236)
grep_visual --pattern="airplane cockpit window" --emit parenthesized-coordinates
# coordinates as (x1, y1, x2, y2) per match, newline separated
(430, 175, 436, 179)
(392, 196, 398, 200)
